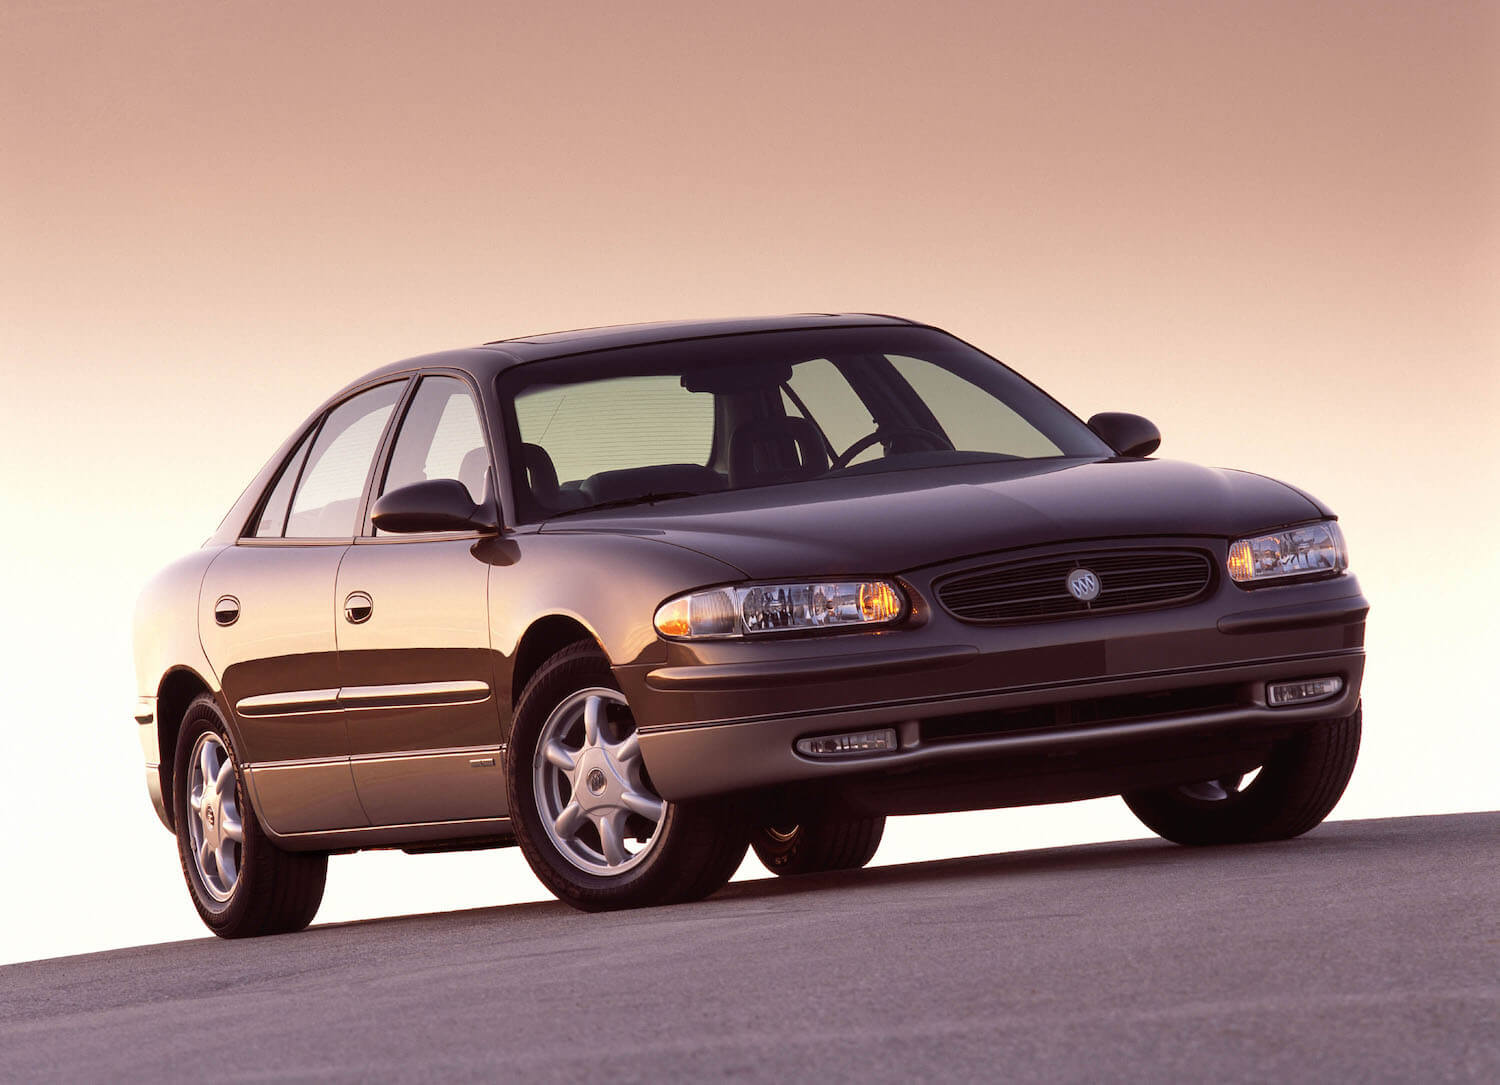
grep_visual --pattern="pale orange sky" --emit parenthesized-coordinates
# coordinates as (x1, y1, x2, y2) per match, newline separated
(2, 1, 1496, 963)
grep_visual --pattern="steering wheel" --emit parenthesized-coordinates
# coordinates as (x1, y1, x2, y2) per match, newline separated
(831, 426, 951, 470)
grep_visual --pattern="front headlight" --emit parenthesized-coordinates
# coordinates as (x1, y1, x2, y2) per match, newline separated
(654, 579, 907, 639)
(1227, 520, 1348, 584)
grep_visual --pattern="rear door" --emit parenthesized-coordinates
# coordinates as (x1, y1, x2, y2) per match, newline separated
(201, 379, 406, 834)
(335, 373, 505, 827)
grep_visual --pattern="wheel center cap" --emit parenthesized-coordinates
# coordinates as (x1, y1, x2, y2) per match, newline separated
(586, 768, 608, 796)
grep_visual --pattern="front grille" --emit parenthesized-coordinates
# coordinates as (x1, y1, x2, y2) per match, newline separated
(935, 548, 1214, 624)
(921, 684, 1243, 745)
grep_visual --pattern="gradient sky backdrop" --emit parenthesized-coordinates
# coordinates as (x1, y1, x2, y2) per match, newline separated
(2, 0, 1496, 964)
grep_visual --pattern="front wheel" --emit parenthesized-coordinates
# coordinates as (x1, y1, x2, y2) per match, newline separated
(751, 816, 885, 876)
(1123, 705, 1361, 846)
(173, 694, 327, 938)
(507, 643, 748, 911)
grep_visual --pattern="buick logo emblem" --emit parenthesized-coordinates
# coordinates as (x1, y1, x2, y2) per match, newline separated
(1067, 568, 1101, 602)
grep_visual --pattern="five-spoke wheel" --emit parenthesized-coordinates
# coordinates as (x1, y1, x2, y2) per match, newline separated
(508, 643, 748, 911)
(533, 688, 666, 875)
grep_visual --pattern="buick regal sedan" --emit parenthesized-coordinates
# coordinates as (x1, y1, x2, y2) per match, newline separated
(134, 315, 1368, 937)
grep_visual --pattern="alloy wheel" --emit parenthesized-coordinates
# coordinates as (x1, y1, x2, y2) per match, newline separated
(532, 688, 666, 876)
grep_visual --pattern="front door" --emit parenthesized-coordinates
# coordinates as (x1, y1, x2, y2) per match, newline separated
(336, 374, 505, 826)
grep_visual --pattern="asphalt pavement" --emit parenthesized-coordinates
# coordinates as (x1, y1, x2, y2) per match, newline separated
(2, 812, 1496, 1082)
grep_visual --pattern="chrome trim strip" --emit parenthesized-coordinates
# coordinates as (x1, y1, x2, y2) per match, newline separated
(245, 745, 502, 772)
(235, 680, 489, 718)
(133, 698, 155, 725)
(236, 689, 342, 716)
(235, 537, 353, 547)
(338, 680, 491, 710)
(244, 755, 347, 771)
(349, 744, 501, 766)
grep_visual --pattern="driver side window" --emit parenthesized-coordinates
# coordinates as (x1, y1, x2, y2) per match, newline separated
(784, 358, 879, 466)
(379, 376, 489, 506)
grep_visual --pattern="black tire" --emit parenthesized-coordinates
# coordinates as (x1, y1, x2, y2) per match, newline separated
(173, 694, 327, 938)
(1123, 705, 1362, 846)
(506, 642, 748, 912)
(751, 815, 885, 876)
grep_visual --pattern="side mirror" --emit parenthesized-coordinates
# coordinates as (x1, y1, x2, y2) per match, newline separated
(370, 479, 498, 534)
(1086, 412, 1161, 458)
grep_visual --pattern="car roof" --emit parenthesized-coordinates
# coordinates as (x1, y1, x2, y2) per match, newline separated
(352, 313, 919, 387)
(484, 312, 913, 360)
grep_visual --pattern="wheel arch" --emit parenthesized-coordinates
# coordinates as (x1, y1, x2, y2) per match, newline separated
(155, 666, 221, 831)
(509, 614, 604, 712)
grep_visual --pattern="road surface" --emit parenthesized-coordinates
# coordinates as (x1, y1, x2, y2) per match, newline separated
(2, 812, 1496, 1081)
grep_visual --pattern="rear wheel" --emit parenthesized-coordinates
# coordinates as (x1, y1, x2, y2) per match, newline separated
(1123, 705, 1361, 846)
(751, 815, 885, 876)
(507, 643, 748, 911)
(173, 694, 327, 938)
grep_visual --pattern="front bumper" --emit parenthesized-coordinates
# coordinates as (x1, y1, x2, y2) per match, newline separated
(622, 553, 1368, 804)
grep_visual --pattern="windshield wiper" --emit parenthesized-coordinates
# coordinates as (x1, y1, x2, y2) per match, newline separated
(545, 491, 705, 520)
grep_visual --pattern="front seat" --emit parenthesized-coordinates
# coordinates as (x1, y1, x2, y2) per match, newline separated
(457, 447, 489, 503)
(728, 417, 828, 488)
(520, 441, 561, 501)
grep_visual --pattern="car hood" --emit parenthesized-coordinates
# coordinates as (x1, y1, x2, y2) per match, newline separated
(537, 458, 1328, 579)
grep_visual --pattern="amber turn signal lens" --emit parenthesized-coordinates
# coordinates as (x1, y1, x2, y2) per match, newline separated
(1226, 539, 1255, 583)
(858, 581, 902, 622)
(653, 597, 691, 638)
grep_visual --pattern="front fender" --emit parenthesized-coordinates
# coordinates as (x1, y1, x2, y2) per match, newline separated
(486, 531, 743, 725)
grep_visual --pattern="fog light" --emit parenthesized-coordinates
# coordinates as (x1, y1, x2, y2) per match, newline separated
(795, 728, 899, 758)
(1267, 676, 1343, 706)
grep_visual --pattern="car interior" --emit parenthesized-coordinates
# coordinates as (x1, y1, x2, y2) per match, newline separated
(511, 351, 1059, 521)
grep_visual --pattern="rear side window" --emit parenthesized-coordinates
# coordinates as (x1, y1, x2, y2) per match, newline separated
(514, 374, 713, 485)
(249, 428, 315, 538)
(285, 382, 404, 538)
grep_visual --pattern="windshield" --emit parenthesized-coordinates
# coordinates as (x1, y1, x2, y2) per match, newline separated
(498, 325, 1111, 522)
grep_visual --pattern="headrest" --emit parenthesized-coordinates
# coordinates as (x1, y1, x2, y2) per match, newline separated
(728, 416, 828, 487)
(457, 447, 489, 502)
(521, 442, 561, 501)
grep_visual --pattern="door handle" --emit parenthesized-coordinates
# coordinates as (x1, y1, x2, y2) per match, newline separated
(213, 595, 240, 626)
(344, 591, 373, 624)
